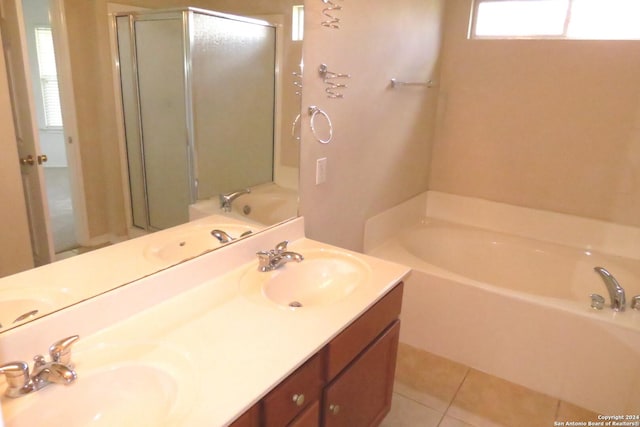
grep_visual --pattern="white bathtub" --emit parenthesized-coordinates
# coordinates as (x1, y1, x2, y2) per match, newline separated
(366, 193, 640, 414)
(189, 182, 297, 226)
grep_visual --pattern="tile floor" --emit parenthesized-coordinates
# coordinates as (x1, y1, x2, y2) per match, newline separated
(381, 343, 600, 427)
(44, 167, 78, 253)
(55, 242, 111, 261)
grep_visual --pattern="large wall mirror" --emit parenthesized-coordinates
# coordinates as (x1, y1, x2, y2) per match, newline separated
(0, 0, 303, 331)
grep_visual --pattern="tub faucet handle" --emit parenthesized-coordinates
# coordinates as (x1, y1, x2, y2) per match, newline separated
(590, 294, 605, 310)
(631, 295, 640, 311)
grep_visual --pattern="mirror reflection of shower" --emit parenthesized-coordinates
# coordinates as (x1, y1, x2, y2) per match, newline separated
(114, 8, 277, 231)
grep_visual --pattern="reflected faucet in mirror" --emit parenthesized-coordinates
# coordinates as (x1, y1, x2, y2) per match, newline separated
(220, 189, 251, 213)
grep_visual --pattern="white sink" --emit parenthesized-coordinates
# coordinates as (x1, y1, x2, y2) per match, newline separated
(144, 222, 256, 263)
(0, 288, 76, 329)
(239, 248, 372, 308)
(2, 342, 196, 427)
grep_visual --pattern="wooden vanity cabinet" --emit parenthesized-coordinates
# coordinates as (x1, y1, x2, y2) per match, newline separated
(230, 282, 403, 427)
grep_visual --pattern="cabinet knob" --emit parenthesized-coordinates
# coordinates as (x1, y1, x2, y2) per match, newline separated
(37, 154, 48, 165)
(292, 393, 305, 407)
(329, 404, 341, 415)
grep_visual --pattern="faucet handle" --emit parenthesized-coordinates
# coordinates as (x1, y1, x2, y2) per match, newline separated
(49, 335, 79, 365)
(0, 361, 30, 392)
(632, 295, 640, 310)
(257, 251, 272, 271)
(590, 294, 605, 310)
(274, 240, 289, 253)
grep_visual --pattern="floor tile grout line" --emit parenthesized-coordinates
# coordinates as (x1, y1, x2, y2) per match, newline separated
(553, 399, 561, 421)
(392, 388, 444, 414)
(442, 366, 471, 418)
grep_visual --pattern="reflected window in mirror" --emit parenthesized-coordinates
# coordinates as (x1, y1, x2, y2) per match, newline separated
(34, 27, 62, 128)
(292, 5, 304, 41)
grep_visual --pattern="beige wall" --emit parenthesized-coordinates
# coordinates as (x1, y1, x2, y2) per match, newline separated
(430, 0, 640, 227)
(300, 0, 444, 251)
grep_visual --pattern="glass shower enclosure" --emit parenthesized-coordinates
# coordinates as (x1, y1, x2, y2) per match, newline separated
(114, 8, 277, 231)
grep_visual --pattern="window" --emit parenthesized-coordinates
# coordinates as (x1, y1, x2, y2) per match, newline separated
(471, 0, 640, 40)
(34, 27, 63, 128)
(292, 5, 304, 41)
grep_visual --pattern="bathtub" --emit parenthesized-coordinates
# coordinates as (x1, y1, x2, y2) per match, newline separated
(189, 182, 297, 226)
(365, 193, 640, 414)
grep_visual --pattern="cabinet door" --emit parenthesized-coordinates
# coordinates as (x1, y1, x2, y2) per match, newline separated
(323, 320, 400, 427)
(229, 403, 259, 427)
(290, 400, 320, 427)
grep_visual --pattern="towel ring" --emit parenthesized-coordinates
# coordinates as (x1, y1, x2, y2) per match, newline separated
(308, 105, 333, 144)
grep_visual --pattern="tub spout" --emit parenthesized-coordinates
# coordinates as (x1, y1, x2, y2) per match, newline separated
(593, 267, 626, 311)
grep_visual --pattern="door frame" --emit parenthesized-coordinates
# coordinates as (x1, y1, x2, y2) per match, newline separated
(49, 0, 90, 246)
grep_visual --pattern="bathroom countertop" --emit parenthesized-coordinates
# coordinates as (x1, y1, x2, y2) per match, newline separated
(0, 218, 410, 426)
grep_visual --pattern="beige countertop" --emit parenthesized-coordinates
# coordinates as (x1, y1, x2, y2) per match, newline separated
(0, 218, 410, 426)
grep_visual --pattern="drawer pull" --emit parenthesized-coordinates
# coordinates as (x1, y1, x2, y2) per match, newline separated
(292, 393, 305, 407)
(329, 404, 341, 415)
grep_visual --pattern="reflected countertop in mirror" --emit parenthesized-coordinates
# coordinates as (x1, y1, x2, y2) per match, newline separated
(0, 213, 271, 332)
(0, 0, 303, 332)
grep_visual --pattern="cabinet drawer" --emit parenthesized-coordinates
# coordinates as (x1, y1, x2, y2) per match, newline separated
(325, 282, 403, 381)
(263, 352, 325, 427)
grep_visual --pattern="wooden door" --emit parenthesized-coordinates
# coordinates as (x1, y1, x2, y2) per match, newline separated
(0, 0, 54, 266)
(0, 27, 33, 276)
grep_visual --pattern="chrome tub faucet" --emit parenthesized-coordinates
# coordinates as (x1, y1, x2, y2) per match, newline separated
(593, 267, 626, 311)
(257, 241, 304, 272)
(0, 335, 79, 398)
(219, 188, 250, 212)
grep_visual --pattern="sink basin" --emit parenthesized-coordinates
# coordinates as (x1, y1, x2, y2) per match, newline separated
(239, 248, 372, 308)
(0, 298, 55, 329)
(2, 342, 195, 427)
(0, 288, 76, 329)
(5, 364, 176, 427)
(144, 222, 256, 263)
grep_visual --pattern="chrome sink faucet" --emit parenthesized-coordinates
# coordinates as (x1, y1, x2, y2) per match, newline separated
(219, 188, 250, 212)
(593, 267, 626, 311)
(257, 241, 304, 272)
(211, 229, 253, 244)
(0, 335, 79, 398)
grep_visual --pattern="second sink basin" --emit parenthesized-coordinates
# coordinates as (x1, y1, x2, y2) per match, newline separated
(5, 364, 176, 427)
(144, 222, 256, 264)
(239, 248, 372, 308)
(2, 342, 196, 427)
